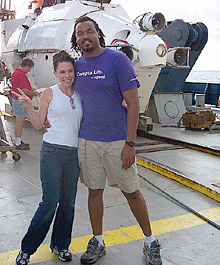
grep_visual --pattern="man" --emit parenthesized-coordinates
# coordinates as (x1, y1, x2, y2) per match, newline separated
(11, 58, 39, 150)
(71, 16, 162, 265)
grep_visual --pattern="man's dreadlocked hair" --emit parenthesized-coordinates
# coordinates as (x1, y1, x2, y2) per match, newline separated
(71, 16, 105, 53)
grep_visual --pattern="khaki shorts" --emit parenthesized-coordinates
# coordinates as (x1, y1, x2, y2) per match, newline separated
(78, 138, 140, 193)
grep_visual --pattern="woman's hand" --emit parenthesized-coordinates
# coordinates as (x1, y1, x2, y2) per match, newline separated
(12, 88, 33, 109)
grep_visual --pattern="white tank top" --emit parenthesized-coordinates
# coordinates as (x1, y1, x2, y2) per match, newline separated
(43, 84, 83, 147)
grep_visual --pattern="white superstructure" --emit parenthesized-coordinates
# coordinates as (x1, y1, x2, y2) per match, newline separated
(0, 0, 187, 117)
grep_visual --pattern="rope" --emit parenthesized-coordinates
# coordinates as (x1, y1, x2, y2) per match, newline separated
(138, 173, 220, 231)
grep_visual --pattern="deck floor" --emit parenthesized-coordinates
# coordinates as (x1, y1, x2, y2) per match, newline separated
(0, 116, 220, 265)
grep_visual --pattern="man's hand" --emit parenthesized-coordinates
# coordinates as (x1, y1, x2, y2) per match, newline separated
(33, 91, 39, 97)
(121, 144, 135, 170)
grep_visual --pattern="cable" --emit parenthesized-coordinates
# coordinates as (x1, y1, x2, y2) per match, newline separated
(138, 173, 220, 231)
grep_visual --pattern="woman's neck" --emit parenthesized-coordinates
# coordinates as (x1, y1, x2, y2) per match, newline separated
(58, 84, 74, 97)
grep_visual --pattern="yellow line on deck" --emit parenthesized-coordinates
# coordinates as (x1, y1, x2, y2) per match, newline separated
(136, 157, 220, 202)
(188, 145, 220, 157)
(1, 207, 220, 264)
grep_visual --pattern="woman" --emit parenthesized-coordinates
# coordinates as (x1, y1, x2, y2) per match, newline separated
(13, 50, 83, 265)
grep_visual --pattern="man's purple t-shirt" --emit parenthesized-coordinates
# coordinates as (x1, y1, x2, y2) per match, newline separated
(75, 48, 140, 142)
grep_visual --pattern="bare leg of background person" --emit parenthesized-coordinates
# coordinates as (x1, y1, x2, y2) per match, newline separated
(14, 117, 25, 138)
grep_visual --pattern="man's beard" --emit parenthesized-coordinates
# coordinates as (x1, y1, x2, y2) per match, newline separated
(82, 46, 93, 52)
(81, 39, 94, 52)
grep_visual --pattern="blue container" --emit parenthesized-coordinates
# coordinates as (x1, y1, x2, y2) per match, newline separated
(181, 82, 220, 107)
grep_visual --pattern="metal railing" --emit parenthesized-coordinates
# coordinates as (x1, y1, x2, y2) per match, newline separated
(0, 0, 15, 21)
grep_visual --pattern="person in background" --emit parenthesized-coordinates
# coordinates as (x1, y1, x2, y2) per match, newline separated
(71, 16, 162, 265)
(13, 51, 83, 265)
(11, 58, 39, 150)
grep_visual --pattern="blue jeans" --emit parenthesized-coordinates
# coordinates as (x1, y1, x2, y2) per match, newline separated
(21, 141, 79, 255)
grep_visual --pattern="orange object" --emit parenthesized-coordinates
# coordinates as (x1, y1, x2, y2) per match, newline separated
(29, 0, 53, 7)
(30, 0, 43, 6)
(28, 0, 53, 11)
